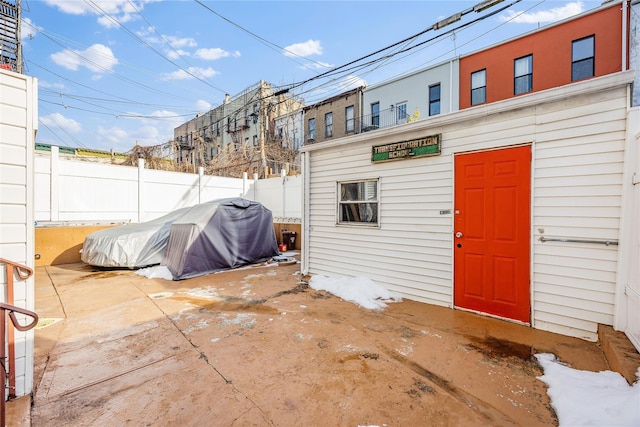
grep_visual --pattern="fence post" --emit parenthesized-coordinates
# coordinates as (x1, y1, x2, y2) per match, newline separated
(50, 146, 59, 221)
(243, 172, 248, 198)
(253, 173, 258, 201)
(138, 158, 145, 223)
(198, 167, 204, 204)
(281, 168, 286, 219)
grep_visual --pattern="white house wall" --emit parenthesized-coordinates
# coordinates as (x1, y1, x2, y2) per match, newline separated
(0, 69, 38, 397)
(303, 71, 634, 342)
(363, 59, 459, 119)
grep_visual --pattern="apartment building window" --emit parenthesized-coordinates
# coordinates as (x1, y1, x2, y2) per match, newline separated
(338, 179, 379, 225)
(572, 35, 594, 81)
(396, 103, 407, 123)
(514, 54, 533, 95)
(345, 105, 355, 132)
(308, 118, 316, 140)
(325, 112, 333, 137)
(429, 84, 441, 116)
(253, 135, 258, 147)
(215, 121, 220, 136)
(471, 69, 486, 105)
(371, 102, 380, 127)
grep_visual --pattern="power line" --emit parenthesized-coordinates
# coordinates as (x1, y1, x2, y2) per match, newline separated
(193, 0, 331, 71)
(84, 0, 229, 96)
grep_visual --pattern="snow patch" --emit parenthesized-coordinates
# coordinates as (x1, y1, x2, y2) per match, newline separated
(535, 353, 640, 426)
(136, 265, 174, 280)
(309, 275, 401, 310)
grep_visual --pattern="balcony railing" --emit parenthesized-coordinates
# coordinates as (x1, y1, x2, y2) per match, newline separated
(357, 108, 409, 133)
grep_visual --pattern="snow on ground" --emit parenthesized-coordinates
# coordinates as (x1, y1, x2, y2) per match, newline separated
(535, 353, 640, 427)
(308, 275, 402, 310)
(136, 265, 174, 280)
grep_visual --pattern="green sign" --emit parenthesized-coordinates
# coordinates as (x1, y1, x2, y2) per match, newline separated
(372, 134, 441, 163)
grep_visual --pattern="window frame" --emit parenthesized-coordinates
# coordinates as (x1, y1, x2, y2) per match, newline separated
(308, 118, 316, 141)
(325, 112, 333, 137)
(572, 35, 595, 81)
(371, 102, 380, 127)
(514, 54, 533, 95)
(345, 105, 355, 132)
(396, 102, 407, 123)
(471, 69, 487, 106)
(429, 83, 441, 116)
(337, 179, 380, 227)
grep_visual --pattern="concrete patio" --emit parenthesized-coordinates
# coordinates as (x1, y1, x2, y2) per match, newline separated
(6, 255, 639, 426)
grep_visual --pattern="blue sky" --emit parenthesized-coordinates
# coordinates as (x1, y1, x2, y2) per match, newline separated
(20, 0, 603, 153)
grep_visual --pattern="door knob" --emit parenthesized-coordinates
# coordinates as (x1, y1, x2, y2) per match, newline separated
(455, 231, 463, 238)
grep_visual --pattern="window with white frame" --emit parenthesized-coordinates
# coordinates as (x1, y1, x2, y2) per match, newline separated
(572, 35, 594, 81)
(345, 105, 355, 132)
(429, 83, 441, 116)
(514, 54, 533, 95)
(471, 69, 486, 105)
(371, 102, 380, 127)
(308, 118, 316, 140)
(325, 112, 333, 137)
(396, 103, 407, 123)
(338, 179, 379, 225)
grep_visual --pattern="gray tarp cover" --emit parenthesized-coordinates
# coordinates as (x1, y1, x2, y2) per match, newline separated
(163, 198, 279, 280)
(81, 198, 279, 279)
(80, 206, 190, 268)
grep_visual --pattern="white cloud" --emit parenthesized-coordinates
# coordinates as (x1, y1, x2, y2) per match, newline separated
(194, 48, 230, 61)
(38, 80, 66, 90)
(167, 49, 189, 60)
(43, 0, 156, 29)
(21, 18, 41, 41)
(195, 100, 212, 111)
(161, 66, 219, 81)
(283, 39, 322, 57)
(40, 113, 82, 133)
(50, 44, 119, 73)
(96, 125, 133, 150)
(164, 35, 197, 49)
(500, 1, 584, 24)
(338, 75, 367, 91)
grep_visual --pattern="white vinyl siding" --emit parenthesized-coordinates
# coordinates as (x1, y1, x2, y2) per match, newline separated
(531, 88, 626, 339)
(0, 70, 38, 397)
(303, 72, 632, 342)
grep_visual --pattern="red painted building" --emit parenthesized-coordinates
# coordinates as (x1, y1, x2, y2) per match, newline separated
(459, 1, 628, 109)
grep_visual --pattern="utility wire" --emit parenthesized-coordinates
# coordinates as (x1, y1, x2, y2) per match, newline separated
(85, 0, 229, 96)
(193, 0, 331, 71)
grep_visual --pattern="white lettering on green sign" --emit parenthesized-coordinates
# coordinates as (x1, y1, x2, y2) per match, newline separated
(372, 134, 441, 162)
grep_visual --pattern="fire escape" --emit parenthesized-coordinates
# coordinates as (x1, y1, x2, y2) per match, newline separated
(0, 0, 21, 73)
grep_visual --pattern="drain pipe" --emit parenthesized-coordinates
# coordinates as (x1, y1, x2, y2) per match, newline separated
(622, 0, 628, 72)
(302, 151, 311, 274)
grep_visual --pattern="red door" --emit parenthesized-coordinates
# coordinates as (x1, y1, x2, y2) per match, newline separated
(454, 146, 531, 323)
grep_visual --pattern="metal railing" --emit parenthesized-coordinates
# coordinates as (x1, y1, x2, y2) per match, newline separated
(0, 259, 38, 426)
(357, 108, 410, 133)
(538, 236, 619, 246)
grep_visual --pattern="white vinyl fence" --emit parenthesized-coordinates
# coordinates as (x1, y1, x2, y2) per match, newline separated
(35, 147, 302, 224)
